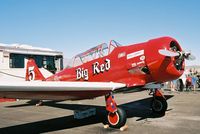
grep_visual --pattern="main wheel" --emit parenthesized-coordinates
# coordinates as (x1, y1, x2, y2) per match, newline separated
(107, 107, 127, 128)
(151, 96, 168, 114)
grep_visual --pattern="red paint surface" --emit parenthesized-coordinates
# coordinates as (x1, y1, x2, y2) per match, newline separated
(46, 36, 184, 85)
(7, 36, 185, 100)
(0, 98, 16, 102)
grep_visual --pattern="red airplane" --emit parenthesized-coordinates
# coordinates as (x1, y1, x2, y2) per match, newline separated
(0, 36, 195, 129)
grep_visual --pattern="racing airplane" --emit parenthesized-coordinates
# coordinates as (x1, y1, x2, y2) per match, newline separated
(0, 36, 195, 129)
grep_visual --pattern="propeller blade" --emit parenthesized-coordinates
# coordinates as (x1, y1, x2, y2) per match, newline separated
(185, 54, 196, 60)
(158, 49, 180, 57)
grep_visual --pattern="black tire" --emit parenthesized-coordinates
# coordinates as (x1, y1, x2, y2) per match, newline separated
(107, 107, 127, 128)
(151, 96, 168, 114)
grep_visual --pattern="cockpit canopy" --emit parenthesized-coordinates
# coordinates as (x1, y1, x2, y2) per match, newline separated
(67, 40, 121, 67)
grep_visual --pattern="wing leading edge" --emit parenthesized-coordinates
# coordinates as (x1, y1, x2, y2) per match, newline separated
(0, 81, 126, 100)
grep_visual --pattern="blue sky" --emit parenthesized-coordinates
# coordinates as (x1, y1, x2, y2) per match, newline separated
(0, 0, 199, 65)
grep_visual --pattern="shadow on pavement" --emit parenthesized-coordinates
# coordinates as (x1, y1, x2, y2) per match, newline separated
(0, 95, 174, 134)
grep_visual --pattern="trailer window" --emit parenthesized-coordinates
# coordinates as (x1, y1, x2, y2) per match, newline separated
(9, 53, 25, 68)
(9, 53, 62, 73)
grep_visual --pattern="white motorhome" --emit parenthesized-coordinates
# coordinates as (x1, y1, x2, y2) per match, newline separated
(0, 43, 63, 81)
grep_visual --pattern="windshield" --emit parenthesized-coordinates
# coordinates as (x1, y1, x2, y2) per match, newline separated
(66, 40, 121, 67)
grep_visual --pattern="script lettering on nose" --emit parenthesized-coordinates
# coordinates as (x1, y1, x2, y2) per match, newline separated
(93, 59, 111, 74)
(76, 59, 111, 81)
(76, 68, 88, 80)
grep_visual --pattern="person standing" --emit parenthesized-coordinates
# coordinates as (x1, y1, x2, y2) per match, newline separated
(192, 75, 197, 91)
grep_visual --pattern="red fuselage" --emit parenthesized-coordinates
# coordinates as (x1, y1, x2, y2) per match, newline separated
(46, 37, 184, 88)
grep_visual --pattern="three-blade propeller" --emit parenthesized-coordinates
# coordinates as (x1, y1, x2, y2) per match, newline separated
(158, 49, 195, 61)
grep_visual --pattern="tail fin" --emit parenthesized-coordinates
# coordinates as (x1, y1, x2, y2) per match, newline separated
(25, 58, 45, 81)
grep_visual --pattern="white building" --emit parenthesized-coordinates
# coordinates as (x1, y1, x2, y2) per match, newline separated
(0, 43, 63, 81)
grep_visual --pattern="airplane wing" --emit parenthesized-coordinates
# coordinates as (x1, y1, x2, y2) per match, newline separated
(0, 81, 126, 100)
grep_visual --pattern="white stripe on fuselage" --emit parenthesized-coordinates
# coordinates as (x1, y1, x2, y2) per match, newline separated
(127, 50, 144, 60)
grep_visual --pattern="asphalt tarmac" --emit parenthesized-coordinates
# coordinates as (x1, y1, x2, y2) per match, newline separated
(0, 90, 200, 134)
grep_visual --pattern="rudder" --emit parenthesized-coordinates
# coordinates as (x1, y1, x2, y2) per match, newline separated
(25, 58, 45, 81)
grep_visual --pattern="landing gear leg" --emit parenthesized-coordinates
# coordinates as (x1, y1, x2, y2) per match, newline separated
(104, 93, 127, 129)
(151, 89, 168, 114)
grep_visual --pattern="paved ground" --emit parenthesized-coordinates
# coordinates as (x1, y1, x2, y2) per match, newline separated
(0, 90, 200, 134)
